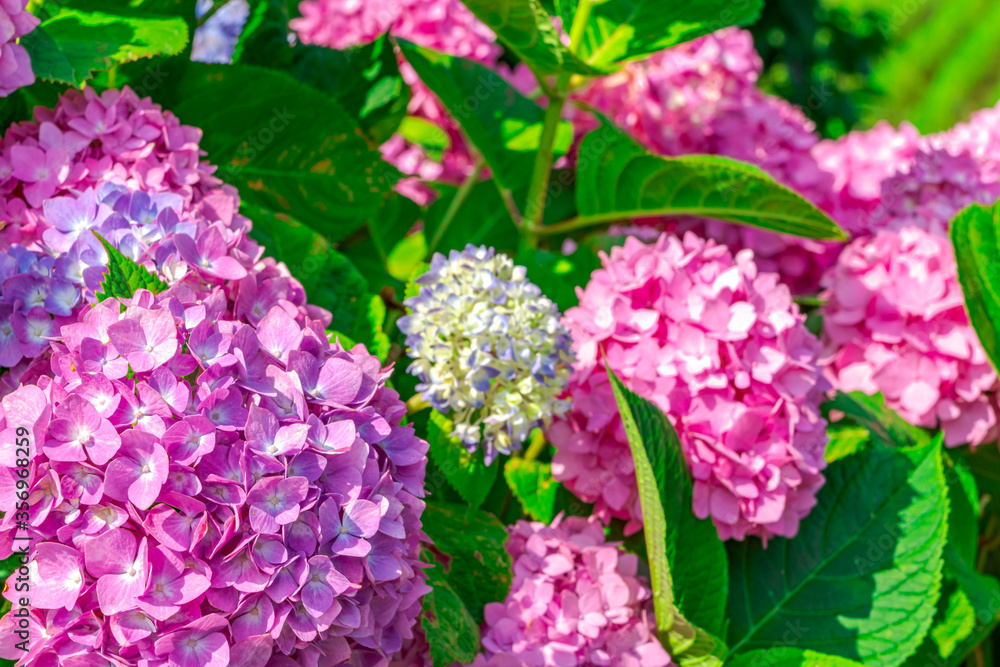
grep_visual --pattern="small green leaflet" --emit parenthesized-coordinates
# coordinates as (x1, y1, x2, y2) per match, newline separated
(93, 232, 168, 301)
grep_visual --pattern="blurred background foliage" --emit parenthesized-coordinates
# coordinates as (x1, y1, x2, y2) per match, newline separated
(754, 0, 1000, 137)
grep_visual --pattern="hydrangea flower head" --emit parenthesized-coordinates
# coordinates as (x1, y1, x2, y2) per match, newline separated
(0, 0, 38, 97)
(399, 245, 574, 462)
(821, 226, 998, 447)
(472, 515, 670, 667)
(0, 186, 429, 664)
(549, 233, 829, 541)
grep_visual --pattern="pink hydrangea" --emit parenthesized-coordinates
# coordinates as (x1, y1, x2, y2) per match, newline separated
(292, 0, 500, 188)
(0, 0, 38, 97)
(0, 85, 234, 249)
(0, 94, 429, 665)
(548, 234, 829, 541)
(821, 226, 998, 447)
(574, 28, 843, 294)
(470, 515, 669, 667)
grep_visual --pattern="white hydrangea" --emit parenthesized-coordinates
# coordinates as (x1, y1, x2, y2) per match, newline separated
(398, 245, 574, 462)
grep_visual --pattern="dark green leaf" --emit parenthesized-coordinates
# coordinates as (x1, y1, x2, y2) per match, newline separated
(398, 40, 573, 194)
(577, 0, 764, 67)
(169, 63, 398, 242)
(518, 246, 600, 312)
(503, 458, 560, 523)
(397, 116, 452, 162)
(428, 412, 499, 511)
(554, 122, 847, 241)
(422, 501, 512, 624)
(93, 232, 169, 301)
(456, 0, 606, 76)
(22, 6, 189, 86)
(421, 550, 481, 667)
(727, 649, 866, 667)
(950, 201, 1000, 373)
(606, 365, 728, 663)
(726, 436, 949, 667)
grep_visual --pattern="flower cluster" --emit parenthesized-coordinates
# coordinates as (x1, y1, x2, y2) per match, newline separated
(0, 97, 429, 664)
(0, 84, 232, 250)
(549, 234, 829, 541)
(0, 0, 37, 98)
(399, 245, 574, 463)
(471, 515, 670, 667)
(573, 28, 843, 294)
(821, 226, 998, 447)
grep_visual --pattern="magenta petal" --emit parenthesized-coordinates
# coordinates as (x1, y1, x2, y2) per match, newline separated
(314, 358, 363, 404)
(30, 543, 85, 610)
(342, 499, 381, 538)
(84, 528, 136, 578)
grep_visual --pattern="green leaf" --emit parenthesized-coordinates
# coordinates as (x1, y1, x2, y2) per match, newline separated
(554, 122, 847, 241)
(398, 116, 452, 162)
(950, 201, 1000, 373)
(518, 246, 600, 312)
(825, 424, 871, 463)
(167, 63, 397, 242)
(93, 232, 169, 301)
(455, 0, 606, 76)
(421, 550, 481, 667)
(22, 6, 189, 86)
(726, 435, 949, 667)
(423, 180, 520, 255)
(422, 501, 512, 624)
(727, 648, 867, 667)
(398, 41, 574, 194)
(235, 4, 408, 142)
(576, 0, 764, 67)
(503, 458, 560, 523)
(427, 412, 499, 511)
(824, 392, 931, 450)
(606, 365, 728, 663)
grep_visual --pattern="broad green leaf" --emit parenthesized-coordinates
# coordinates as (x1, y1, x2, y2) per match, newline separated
(93, 232, 169, 301)
(423, 180, 520, 255)
(398, 41, 573, 194)
(726, 435, 949, 667)
(950, 201, 1000, 373)
(427, 412, 499, 511)
(727, 649, 867, 667)
(503, 458, 560, 523)
(422, 501, 512, 624)
(555, 122, 847, 241)
(388, 233, 429, 282)
(22, 6, 189, 86)
(576, 0, 764, 67)
(606, 366, 728, 662)
(456, 0, 605, 76)
(421, 550, 481, 667)
(824, 392, 931, 450)
(168, 63, 397, 242)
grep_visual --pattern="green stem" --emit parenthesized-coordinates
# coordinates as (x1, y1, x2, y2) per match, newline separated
(428, 160, 485, 256)
(522, 92, 567, 247)
(567, 0, 595, 50)
(522, 429, 548, 462)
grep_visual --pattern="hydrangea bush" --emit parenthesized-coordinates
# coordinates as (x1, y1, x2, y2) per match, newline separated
(1, 2, 1000, 667)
